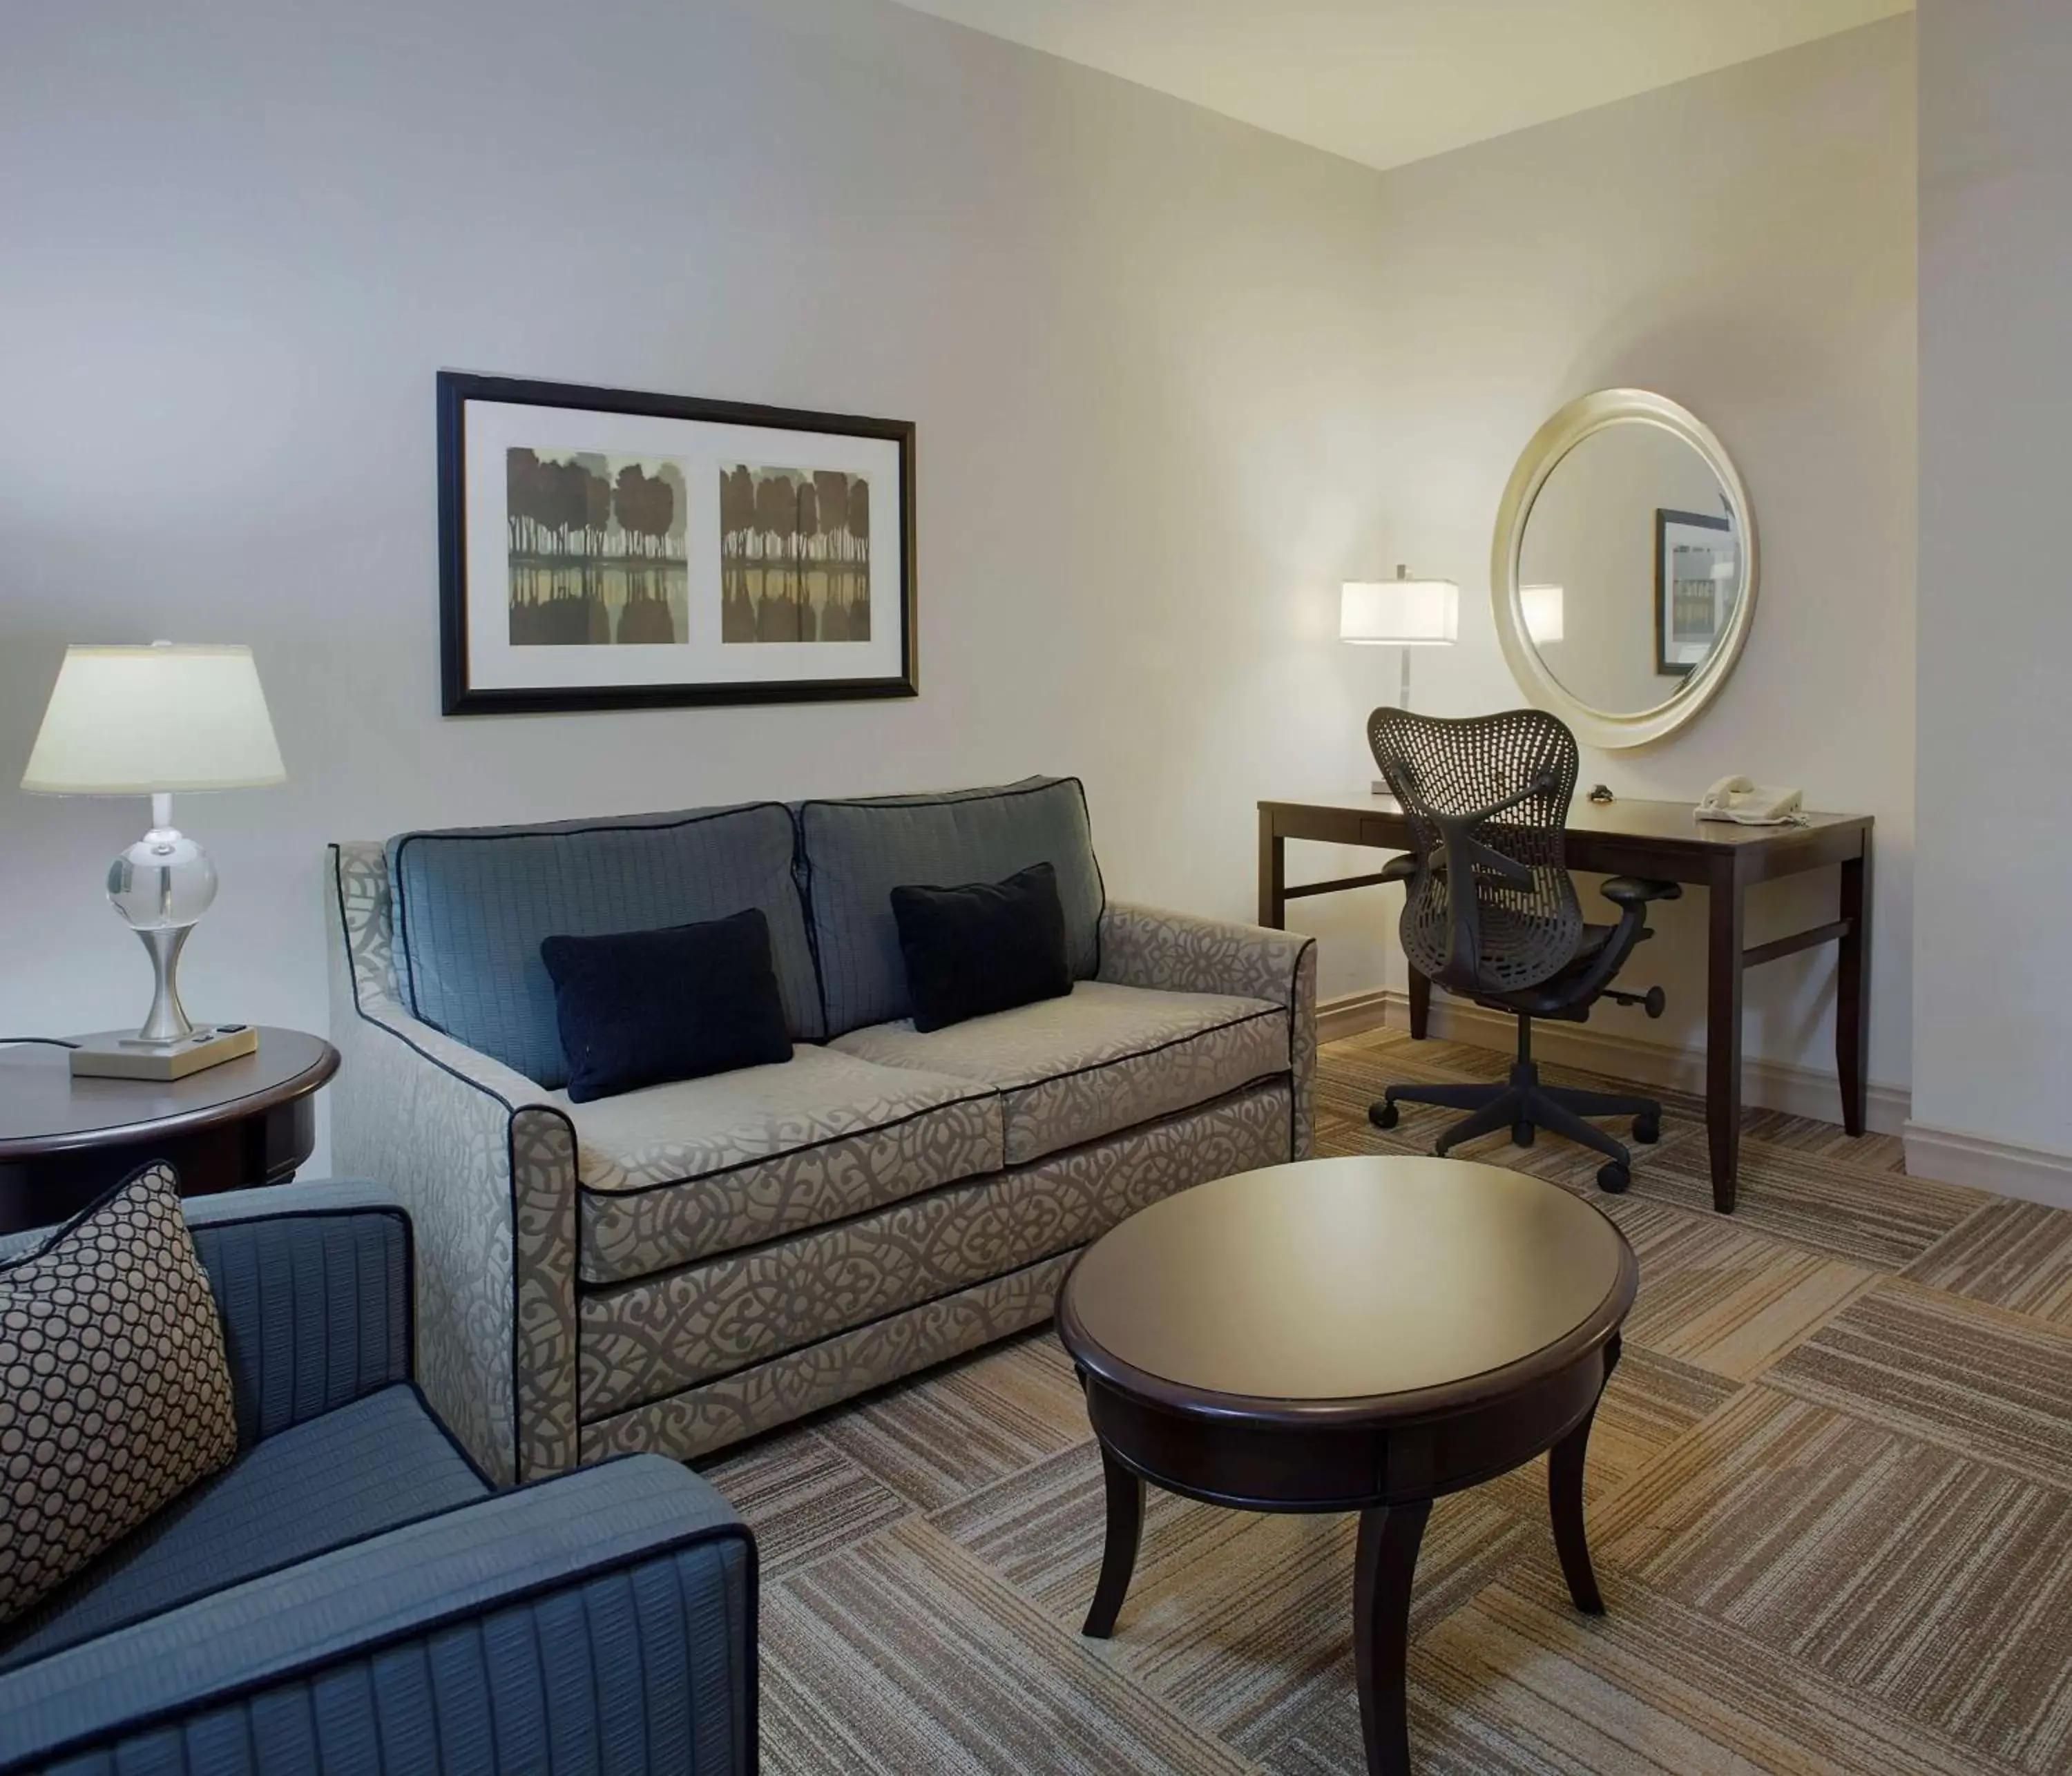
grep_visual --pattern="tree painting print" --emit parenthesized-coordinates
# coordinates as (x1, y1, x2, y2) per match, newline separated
(506, 449, 689, 645)
(441, 373, 914, 713)
(719, 466, 870, 643)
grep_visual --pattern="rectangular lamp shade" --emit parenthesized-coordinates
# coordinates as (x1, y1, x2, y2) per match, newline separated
(1522, 583, 1565, 644)
(22, 644, 287, 794)
(1339, 579, 1459, 646)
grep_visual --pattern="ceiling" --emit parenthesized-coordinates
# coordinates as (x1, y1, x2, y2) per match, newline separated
(890, 0, 1913, 172)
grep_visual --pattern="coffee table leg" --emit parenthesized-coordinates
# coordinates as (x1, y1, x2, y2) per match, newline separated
(1082, 1445, 1144, 1639)
(1354, 1498, 1430, 1776)
(1548, 1333, 1622, 1616)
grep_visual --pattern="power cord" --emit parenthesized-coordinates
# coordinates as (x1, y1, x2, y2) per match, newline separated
(0, 1037, 79, 1049)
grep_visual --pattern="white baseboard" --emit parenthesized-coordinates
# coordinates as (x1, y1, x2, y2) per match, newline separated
(1902, 1121, 2072, 1208)
(1318, 986, 1911, 1137)
(1316, 988, 1395, 1046)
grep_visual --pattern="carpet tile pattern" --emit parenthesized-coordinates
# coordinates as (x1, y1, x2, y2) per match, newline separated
(706, 1026, 2072, 1774)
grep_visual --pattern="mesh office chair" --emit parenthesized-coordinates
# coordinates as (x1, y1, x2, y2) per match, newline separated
(1366, 706, 1682, 1191)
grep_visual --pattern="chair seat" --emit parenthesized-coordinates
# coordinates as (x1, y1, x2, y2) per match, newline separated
(829, 980, 1289, 1165)
(0, 1384, 488, 1669)
(1473, 923, 1653, 1020)
(559, 1045, 1006, 1284)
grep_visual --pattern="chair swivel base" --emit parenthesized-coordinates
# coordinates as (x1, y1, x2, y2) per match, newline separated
(1369, 1060, 1661, 1193)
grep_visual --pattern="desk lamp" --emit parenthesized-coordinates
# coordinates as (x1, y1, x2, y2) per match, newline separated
(1341, 566, 1459, 793)
(22, 642, 286, 1079)
(1522, 583, 1564, 645)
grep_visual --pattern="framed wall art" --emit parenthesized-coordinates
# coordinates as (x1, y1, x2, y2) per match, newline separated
(1653, 505, 1736, 677)
(437, 371, 917, 713)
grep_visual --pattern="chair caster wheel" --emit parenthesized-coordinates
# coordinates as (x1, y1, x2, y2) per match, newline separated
(1633, 1114, 1661, 1145)
(1511, 1121, 1535, 1148)
(1596, 1161, 1631, 1194)
(1369, 1101, 1400, 1130)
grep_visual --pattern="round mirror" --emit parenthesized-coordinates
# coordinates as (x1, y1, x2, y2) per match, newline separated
(1491, 389, 1757, 749)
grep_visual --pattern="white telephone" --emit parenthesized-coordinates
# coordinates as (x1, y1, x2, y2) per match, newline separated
(1696, 775, 1805, 826)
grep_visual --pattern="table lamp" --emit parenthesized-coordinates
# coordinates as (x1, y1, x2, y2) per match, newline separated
(21, 642, 287, 1079)
(1341, 566, 1459, 793)
(1522, 583, 1564, 645)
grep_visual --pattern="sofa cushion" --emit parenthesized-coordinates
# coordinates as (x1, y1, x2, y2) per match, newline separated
(799, 778, 1104, 1037)
(387, 801, 819, 1088)
(559, 1045, 1006, 1284)
(829, 980, 1289, 1166)
(0, 1384, 486, 1669)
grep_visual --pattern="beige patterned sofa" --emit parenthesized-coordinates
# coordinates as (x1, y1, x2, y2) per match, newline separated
(326, 778, 1314, 1485)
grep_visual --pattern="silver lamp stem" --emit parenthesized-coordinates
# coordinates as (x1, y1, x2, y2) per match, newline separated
(134, 789, 195, 1046)
(135, 926, 195, 1044)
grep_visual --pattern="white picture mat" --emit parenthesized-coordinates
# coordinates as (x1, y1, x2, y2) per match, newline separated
(463, 400, 905, 691)
(1660, 514, 1738, 667)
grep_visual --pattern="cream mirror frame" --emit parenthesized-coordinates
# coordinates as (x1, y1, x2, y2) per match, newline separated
(1490, 388, 1759, 750)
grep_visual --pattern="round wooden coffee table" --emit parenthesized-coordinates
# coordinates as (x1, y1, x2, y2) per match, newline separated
(1056, 1155, 1637, 1776)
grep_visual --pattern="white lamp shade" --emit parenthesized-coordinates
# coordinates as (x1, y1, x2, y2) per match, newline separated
(1339, 578, 1459, 646)
(23, 644, 287, 794)
(1522, 583, 1565, 644)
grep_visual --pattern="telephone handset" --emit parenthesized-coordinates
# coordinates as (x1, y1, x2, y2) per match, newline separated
(1696, 775, 1805, 826)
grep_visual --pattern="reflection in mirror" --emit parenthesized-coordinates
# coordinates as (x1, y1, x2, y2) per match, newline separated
(1516, 421, 1743, 719)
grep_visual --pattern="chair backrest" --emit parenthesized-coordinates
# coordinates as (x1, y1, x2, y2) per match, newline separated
(1366, 706, 1583, 997)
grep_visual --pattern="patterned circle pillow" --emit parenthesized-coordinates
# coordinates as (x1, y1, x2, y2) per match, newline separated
(0, 1161, 237, 1627)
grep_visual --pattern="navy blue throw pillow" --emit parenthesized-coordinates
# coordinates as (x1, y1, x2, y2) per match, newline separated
(890, 861, 1073, 1032)
(540, 909, 793, 1103)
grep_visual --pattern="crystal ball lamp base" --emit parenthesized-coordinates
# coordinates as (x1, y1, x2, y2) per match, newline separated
(106, 817, 218, 1048)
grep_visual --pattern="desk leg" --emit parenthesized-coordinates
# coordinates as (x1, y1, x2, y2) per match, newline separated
(1837, 838, 1873, 1138)
(1706, 862, 1745, 1213)
(1258, 811, 1286, 929)
(1408, 968, 1430, 1040)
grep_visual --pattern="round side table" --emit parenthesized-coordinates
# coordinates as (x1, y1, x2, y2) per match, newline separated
(0, 1027, 340, 1235)
(1057, 1155, 1636, 1776)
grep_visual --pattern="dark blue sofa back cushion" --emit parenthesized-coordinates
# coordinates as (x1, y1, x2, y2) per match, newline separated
(387, 802, 821, 1087)
(799, 778, 1104, 1037)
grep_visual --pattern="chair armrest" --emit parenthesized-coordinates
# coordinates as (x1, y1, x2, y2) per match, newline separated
(1379, 853, 1419, 886)
(0, 1456, 756, 1776)
(1600, 876, 1683, 908)
(184, 1181, 414, 1449)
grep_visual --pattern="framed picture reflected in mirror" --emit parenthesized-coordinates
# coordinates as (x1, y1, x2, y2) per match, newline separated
(1654, 506, 1736, 678)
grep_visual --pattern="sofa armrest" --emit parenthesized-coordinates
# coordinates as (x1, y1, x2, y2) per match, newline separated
(327, 842, 583, 1488)
(1098, 900, 1318, 1159)
(184, 1181, 414, 1449)
(0, 1456, 756, 1776)
(1098, 900, 1314, 1007)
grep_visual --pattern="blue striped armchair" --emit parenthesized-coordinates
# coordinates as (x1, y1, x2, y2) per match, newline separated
(0, 1181, 756, 1775)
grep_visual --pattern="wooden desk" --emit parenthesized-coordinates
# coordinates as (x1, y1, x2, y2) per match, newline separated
(1258, 795, 1874, 1213)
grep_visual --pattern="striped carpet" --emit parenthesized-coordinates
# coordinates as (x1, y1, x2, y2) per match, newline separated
(705, 1026, 2072, 1775)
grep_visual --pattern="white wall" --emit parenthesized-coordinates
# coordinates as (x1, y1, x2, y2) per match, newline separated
(1914, 0, 2072, 1164)
(0, 0, 1410, 1126)
(0, 2, 1915, 1167)
(1289, 17, 1917, 1103)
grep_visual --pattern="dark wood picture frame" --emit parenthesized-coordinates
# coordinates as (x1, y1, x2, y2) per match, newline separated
(437, 371, 917, 715)
(1653, 505, 1732, 679)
